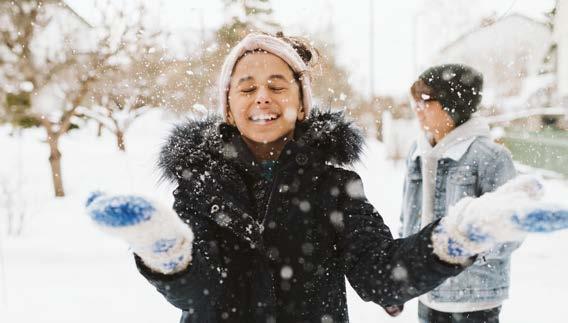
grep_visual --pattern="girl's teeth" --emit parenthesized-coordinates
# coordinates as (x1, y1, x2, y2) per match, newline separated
(251, 114, 277, 121)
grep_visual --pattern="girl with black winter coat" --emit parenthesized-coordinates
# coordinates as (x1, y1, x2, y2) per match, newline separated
(86, 33, 568, 323)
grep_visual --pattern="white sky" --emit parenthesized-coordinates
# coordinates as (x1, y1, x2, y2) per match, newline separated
(66, 0, 556, 98)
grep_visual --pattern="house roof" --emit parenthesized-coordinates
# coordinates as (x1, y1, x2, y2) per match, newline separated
(60, 0, 93, 28)
(439, 13, 549, 54)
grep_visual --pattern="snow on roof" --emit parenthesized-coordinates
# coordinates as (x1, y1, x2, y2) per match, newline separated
(433, 13, 553, 109)
(439, 14, 549, 54)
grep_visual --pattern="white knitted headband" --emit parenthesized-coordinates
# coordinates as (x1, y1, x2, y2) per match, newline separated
(218, 33, 313, 121)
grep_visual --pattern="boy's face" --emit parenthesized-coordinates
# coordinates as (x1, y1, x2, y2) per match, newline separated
(412, 93, 455, 136)
(227, 51, 305, 144)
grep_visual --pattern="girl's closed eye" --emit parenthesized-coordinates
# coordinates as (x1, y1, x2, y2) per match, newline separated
(241, 86, 257, 94)
(269, 86, 285, 92)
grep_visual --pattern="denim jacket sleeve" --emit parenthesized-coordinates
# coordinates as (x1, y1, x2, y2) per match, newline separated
(479, 147, 516, 194)
(478, 146, 519, 259)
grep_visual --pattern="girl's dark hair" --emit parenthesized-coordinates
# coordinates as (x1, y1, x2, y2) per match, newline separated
(274, 31, 319, 66)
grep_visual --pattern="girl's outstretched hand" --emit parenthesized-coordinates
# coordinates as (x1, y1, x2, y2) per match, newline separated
(86, 192, 194, 274)
(432, 176, 568, 263)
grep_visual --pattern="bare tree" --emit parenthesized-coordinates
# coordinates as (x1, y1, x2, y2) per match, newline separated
(80, 96, 149, 152)
(0, 0, 88, 196)
(78, 34, 164, 151)
(0, 0, 164, 196)
(79, 73, 153, 152)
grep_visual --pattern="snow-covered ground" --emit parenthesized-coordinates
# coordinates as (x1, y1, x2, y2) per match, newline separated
(0, 110, 567, 322)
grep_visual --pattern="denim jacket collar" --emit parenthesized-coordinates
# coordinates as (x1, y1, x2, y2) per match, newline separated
(411, 137, 477, 162)
(412, 117, 491, 162)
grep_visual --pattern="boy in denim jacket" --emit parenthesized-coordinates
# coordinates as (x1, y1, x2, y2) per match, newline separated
(400, 64, 517, 323)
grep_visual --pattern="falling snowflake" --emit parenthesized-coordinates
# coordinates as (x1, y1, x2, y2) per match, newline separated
(299, 200, 311, 212)
(280, 266, 293, 279)
(345, 179, 365, 198)
(329, 211, 344, 229)
(392, 266, 408, 281)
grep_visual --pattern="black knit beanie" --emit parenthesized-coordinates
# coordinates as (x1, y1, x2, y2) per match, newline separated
(418, 64, 484, 126)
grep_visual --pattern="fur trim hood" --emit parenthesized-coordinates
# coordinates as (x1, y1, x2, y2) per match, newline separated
(158, 109, 364, 182)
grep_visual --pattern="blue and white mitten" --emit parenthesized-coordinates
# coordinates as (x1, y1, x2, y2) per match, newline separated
(433, 175, 568, 264)
(86, 192, 194, 274)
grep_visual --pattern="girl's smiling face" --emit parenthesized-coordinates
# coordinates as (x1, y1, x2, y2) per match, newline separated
(227, 51, 305, 145)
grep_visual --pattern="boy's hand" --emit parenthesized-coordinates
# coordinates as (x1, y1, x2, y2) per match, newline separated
(383, 304, 404, 317)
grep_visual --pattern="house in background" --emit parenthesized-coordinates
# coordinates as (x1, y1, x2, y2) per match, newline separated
(556, 0, 568, 107)
(433, 14, 554, 114)
(430, 8, 568, 176)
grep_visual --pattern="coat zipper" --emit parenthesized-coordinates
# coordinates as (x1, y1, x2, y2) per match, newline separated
(257, 163, 294, 309)
(260, 162, 294, 232)
(261, 172, 281, 233)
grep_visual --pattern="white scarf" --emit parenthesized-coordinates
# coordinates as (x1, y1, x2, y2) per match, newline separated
(417, 117, 491, 228)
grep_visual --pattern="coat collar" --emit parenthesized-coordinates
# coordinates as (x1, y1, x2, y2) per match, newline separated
(158, 109, 364, 183)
